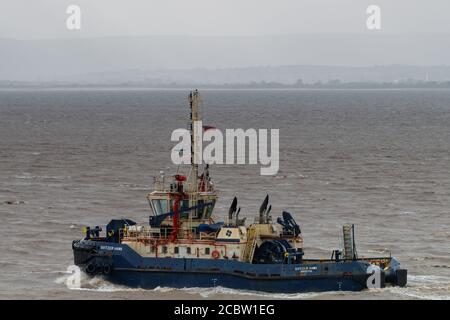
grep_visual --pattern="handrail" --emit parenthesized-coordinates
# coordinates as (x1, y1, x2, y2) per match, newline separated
(123, 226, 201, 241)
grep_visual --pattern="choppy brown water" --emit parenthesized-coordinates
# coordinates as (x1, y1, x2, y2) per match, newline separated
(0, 89, 449, 300)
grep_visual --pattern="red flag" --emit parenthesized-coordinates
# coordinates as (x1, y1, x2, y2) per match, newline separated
(202, 125, 216, 132)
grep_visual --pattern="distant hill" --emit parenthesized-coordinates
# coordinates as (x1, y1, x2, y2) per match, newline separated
(1, 34, 450, 84)
(58, 65, 450, 86)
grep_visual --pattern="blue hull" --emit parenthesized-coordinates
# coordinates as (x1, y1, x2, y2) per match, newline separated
(107, 270, 367, 293)
(73, 240, 379, 293)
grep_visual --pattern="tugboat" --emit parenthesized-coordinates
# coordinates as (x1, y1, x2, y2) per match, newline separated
(72, 90, 407, 293)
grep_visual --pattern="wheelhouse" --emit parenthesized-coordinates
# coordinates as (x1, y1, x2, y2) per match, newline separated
(147, 191, 216, 220)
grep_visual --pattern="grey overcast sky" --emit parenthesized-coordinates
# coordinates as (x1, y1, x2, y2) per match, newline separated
(1, 0, 450, 39)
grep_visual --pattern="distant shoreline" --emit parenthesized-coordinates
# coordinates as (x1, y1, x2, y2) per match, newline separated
(2, 87, 450, 91)
(2, 80, 450, 90)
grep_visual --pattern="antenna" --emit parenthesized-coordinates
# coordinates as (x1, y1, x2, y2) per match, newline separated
(189, 89, 202, 193)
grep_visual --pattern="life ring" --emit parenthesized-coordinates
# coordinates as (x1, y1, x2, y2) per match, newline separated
(211, 250, 220, 259)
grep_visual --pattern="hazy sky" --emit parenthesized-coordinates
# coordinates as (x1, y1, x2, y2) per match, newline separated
(2, 0, 450, 39)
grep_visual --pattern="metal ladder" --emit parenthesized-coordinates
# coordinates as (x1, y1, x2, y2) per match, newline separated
(243, 227, 258, 263)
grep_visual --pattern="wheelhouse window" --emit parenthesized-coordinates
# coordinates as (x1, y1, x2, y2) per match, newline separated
(180, 199, 197, 218)
(187, 247, 191, 254)
(196, 200, 204, 218)
(172, 199, 189, 218)
(205, 248, 210, 255)
(174, 247, 179, 254)
(162, 246, 168, 254)
(152, 199, 168, 215)
(204, 200, 215, 218)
